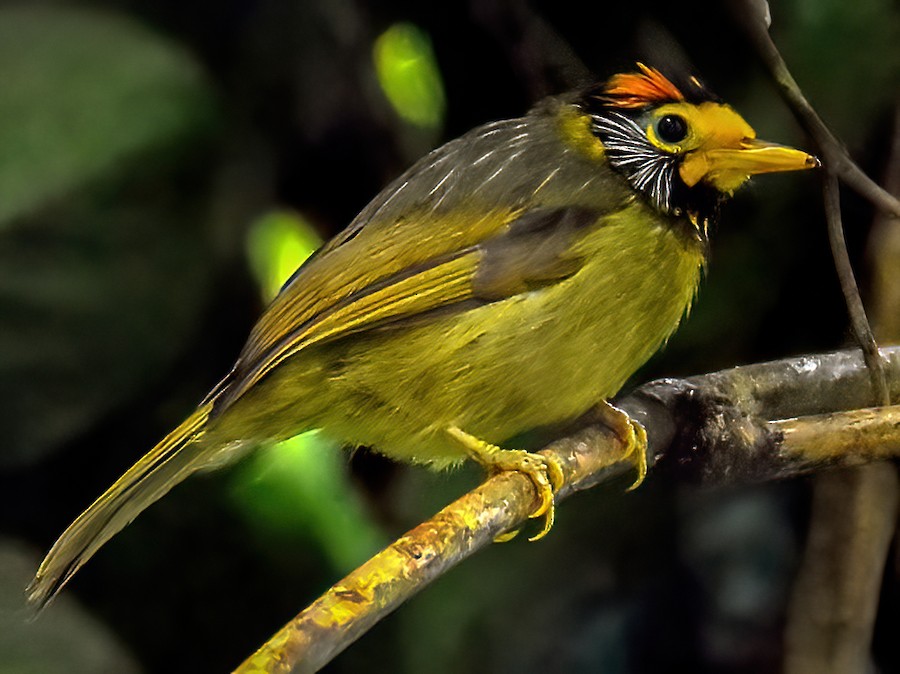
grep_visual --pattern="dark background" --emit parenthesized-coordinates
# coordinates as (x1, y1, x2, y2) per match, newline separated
(0, 0, 898, 672)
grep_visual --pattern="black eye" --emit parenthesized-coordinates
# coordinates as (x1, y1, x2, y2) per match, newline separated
(656, 114, 687, 143)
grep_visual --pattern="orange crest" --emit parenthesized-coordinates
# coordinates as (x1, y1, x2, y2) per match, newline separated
(602, 63, 684, 109)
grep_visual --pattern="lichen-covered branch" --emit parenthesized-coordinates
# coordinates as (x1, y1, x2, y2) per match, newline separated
(233, 347, 900, 674)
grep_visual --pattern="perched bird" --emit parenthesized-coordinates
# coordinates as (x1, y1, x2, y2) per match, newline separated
(29, 63, 817, 608)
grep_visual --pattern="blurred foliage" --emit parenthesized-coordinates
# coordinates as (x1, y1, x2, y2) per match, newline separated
(0, 5, 217, 467)
(0, 539, 140, 674)
(245, 209, 322, 301)
(0, 0, 896, 672)
(231, 431, 386, 571)
(0, 6, 211, 225)
(780, 0, 900, 146)
(374, 22, 447, 130)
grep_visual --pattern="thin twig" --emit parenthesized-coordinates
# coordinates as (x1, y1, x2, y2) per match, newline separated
(823, 171, 891, 406)
(730, 0, 900, 218)
(234, 347, 900, 673)
(731, 7, 900, 668)
(730, 0, 892, 403)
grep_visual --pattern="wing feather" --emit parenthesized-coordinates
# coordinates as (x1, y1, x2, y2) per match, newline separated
(223, 248, 484, 404)
(213, 104, 624, 413)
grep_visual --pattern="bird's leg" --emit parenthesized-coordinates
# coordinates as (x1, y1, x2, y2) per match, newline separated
(593, 400, 648, 489)
(446, 426, 564, 541)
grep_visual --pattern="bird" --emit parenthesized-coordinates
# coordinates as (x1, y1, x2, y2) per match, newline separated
(28, 63, 817, 609)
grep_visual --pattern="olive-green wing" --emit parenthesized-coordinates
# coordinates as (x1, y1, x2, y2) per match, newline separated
(216, 204, 602, 411)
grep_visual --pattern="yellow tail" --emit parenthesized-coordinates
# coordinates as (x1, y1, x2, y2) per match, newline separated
(28, 402, 215, 609)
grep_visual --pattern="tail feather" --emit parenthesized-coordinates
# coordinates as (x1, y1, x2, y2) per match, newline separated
(28, 402, 215, 610)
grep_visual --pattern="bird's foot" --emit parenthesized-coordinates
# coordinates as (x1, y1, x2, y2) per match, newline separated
(594, 401, 648, 490)
(446, 426, 564, 541)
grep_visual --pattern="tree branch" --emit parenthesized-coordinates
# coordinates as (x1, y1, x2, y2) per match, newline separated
(784, 107, 900, 674)
(234, 347, 900, 673)
(726, 9, 899, 670)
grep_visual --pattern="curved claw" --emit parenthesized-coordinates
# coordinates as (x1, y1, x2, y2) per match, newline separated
(625, 422, 648, 491)
(594, 401, 648, 490)
(526, 453, 564, 541)
(446, 426, 565, 541)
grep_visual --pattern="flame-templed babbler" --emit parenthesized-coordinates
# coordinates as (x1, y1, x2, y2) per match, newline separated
(30, 64, 817, 611)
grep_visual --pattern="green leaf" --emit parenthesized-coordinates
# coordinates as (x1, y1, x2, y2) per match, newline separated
(246, 210, 323, 301)
(0, 6, 213, 226)
(0, 7, 217, 466)
(374, 23, 447, 130)
(231, 432, 386, 571)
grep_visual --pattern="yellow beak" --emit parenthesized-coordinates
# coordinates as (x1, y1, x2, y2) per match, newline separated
(680, 138, 819, 192)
